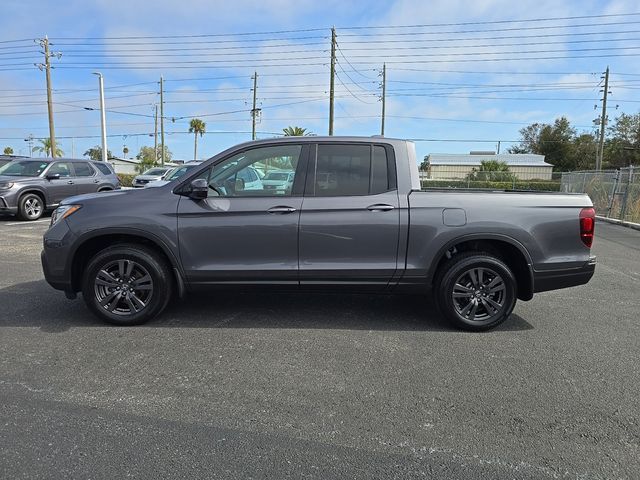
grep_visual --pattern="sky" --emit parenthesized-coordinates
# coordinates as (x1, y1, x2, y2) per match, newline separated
(0, 0, 639, 162)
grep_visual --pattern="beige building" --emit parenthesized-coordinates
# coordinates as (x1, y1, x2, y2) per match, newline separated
(423, 152, 553, 180)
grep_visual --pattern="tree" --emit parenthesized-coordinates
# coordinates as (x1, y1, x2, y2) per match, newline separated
(466, 160, 516, 182)
(604, 112, 640, 168)
(33, 138, 63, 157)
(282, 126, 311, 136)
(3, 146, 13, 155)
(83, 145, 112, 161)
(188, 118, 206, 160)
(135, 145, 172, 173)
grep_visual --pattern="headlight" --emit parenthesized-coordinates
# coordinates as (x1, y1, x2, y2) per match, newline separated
(0, 182, 14, 189)
(51, 204, 82, 226)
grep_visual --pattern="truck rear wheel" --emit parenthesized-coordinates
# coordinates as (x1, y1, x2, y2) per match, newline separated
(435, 252, 517, 331)
(81, 244, 173, 325)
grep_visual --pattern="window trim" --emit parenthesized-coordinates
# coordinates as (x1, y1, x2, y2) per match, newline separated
(305, 142, 398, 198)
(174, 142, 310, 198)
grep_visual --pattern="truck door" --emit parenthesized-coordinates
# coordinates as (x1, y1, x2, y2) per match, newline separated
(298, 143, 400, 289)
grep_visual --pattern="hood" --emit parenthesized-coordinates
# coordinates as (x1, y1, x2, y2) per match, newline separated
(145, 180, 170, 188)
(0, 175, 43, 183)
(60, 188, 144, 205)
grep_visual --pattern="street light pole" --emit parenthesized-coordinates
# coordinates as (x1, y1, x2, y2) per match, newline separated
(93, 72, 108, 162)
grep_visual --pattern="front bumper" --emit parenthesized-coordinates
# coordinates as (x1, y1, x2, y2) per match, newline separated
(0, 194, 18, 213)
(41, 220, 77, 295)
(533, 257, 596, 293)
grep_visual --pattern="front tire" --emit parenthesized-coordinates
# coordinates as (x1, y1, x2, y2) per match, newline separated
(81, 245, 173, 325)
(435, 252, 517, 331)
(17, 193, 44, 221)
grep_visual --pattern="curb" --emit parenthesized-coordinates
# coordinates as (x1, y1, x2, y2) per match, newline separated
(596, 215, 640, 232)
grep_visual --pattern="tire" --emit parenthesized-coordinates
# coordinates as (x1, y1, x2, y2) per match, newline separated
(434, 252, 517, 331)
(17, 193, 44, 221)
(81, 244, 173, 325)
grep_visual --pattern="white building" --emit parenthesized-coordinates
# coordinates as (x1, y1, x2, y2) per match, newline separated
(108, 157, 141, 175)
(423, 152, 553, 180)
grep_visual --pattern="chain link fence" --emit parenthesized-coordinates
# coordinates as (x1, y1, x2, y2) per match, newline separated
(560, 166, 639, 223)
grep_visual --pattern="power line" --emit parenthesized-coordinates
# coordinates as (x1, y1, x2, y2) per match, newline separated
(51, 27, 328, 40)
(338, 12, 640, 29)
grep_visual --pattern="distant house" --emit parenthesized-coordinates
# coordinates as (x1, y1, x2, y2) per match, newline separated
(423, 152, 553, 180)
(108, 157, 178, 175)
(108, 157, 141, 175)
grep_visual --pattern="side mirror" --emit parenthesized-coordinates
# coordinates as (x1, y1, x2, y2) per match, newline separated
(46, 173, 61, 181)
(189, 178, 208, 200)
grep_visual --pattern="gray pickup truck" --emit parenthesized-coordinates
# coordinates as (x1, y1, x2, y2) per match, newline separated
(41, 137, 596, 330)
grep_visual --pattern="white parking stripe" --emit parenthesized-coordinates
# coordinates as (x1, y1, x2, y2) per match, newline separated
(3, 219, 50, 226)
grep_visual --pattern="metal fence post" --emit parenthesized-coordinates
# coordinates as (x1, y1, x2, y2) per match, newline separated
(619, 166, 634, 221)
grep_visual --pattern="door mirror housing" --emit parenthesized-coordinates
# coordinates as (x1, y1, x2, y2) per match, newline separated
(46, 173, 61, 181)
(189, 178, 208, 200)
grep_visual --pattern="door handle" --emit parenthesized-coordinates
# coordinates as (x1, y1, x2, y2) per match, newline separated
(267, 206, 297, 214)
(67, 180, 74, 184)
(93, 179, 99, 183)
(367, 204, 394, 212)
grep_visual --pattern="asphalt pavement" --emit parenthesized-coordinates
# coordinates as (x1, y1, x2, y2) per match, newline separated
(0, 216, 638, 479)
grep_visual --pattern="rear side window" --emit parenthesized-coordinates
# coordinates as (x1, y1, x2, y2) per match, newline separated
(94, 163, 113, 175)
(74, 162, 95, 177)
(312, 144, 392, 196)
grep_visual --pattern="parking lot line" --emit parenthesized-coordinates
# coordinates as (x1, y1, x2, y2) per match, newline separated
(3, 219, 50, 226)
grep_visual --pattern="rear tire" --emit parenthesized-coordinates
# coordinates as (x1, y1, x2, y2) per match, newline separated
(17, 193, 44, 221)
(81, 244, 173, 325)
(434, 252, 517, 331)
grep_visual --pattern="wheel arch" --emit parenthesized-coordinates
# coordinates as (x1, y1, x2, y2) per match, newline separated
(429, 234, 534, 301)
(18, 188, 48, 208)
(69, 229, 185, 294)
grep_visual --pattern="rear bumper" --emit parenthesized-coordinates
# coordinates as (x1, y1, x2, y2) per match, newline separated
(533, 257, 596, 293)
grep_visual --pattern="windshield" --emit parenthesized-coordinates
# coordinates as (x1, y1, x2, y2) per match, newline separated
(166, 165, 195, 181)
(143, 168, 167, 176)
(264, 172, 290, 181)
(0, 160, 49, 177)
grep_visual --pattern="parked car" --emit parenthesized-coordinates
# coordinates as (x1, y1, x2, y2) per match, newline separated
(42, 137, 596, 330)
(145, 162, 202, 188)
(261, 171, 295, 194)
(132, 167, 171, 188)
(0, 158, 119, 220)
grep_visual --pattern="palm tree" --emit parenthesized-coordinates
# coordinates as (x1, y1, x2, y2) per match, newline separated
(188, 118, 206, 160)
(282, 126, 310, 136)
(33, 138, 64, 157)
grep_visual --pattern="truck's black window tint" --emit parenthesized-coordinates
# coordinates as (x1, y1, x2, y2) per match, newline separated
(316, 145, 371, 196)
(370, 146, 389, 194)
(74, 162, 95, 177)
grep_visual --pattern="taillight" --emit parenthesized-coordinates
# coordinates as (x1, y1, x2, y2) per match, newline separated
(579, 207, 596, 248)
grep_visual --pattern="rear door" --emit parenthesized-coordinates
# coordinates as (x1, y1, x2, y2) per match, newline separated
(298, 143, 400, 289)
(177, 143, 308, 285)
(44, 161, 77, 204)
(72, 161, 100, 194)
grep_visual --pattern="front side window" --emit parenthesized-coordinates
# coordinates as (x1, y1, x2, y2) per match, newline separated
(205, 144, 302, 197)
(47, 162, 73, 178)
(313, 144, 392, 196)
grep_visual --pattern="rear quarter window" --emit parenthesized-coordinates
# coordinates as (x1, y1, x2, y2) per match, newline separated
(94, 163, 113, 175)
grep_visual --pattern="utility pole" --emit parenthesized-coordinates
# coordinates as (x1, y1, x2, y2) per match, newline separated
(159, 75, 165, 166)
(93, 72, 108, 162)
(24, 134, 34, 157)
(596, 66, 610, 171)
(251, 72, 258, 140)
(153, 105, 158, 162)
(328, 27, 336, 136)
(497, 141, 501, 154)
(39, 36, 59, 158)
(380, 63, 386, 136)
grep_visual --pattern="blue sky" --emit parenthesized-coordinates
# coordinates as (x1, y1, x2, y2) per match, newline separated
(1, 0, 639, 162)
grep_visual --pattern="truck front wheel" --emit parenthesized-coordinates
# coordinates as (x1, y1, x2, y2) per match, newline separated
(435, 252, 517, 331)
(81, 245, 173, 325)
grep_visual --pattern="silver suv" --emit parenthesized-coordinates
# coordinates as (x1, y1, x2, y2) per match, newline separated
(0, 158, 120, 221)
